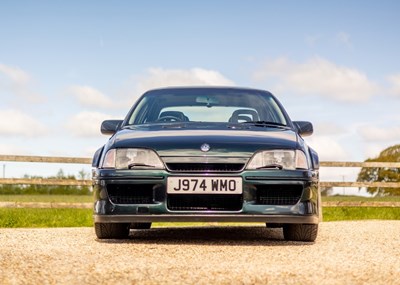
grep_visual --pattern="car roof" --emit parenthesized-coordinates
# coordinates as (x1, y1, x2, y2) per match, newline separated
(144, 86, 273, 94)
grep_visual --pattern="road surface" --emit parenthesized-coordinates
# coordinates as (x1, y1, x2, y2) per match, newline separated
(1, 221, 399, 284)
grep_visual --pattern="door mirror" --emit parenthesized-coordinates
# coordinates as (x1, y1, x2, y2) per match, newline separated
(293, 121, 313, 137)
(101, 120, 123, 135)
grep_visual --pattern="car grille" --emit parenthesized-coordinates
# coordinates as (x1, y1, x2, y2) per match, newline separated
(107, 184, 157, 204)
(166, 163, 245, 173)
(255, 185, 303, 205)
(167, 194, 243, 211)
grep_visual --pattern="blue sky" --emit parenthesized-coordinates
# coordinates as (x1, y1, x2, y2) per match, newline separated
(1, 0, 400, 185)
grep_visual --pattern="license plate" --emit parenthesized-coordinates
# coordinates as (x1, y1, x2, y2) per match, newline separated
(167, 177, 242, 194)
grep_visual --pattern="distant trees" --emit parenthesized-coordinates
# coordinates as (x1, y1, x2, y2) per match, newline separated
(357, 145, 400, 196)
(320, 187, 334, 197)
(0, 168, 91, 195)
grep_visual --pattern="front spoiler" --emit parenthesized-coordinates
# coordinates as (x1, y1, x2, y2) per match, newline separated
(94, 214, 319, 224)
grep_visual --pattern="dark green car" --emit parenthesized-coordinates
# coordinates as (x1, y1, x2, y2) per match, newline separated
(92, 87, 321, 241)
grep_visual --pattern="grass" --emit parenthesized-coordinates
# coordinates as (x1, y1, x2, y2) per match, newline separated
(322, 195, 400, 202)
(0, 208, 93, 228)
(0, 194, 93, 203)
(0, 194, 399, 228)
(323, 207, 400, 221)
(1, 207, 399, 228)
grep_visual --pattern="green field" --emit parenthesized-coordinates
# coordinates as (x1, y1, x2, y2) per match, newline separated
(0, 194, 93, 203)
(0, 194, 399, 228)
(322, 195, 400, 202)
(0, 208, 93, 228)
(1, 207, 399, 228)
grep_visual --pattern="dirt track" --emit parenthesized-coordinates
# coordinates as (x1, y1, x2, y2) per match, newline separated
(1, 221, 399, 284)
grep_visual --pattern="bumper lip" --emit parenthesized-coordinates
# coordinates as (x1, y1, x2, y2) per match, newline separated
(94, 214, 319, 224)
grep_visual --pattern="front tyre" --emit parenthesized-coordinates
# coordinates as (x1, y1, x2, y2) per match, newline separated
(95, 223, 130, 239)
(283, 224, 318, 242)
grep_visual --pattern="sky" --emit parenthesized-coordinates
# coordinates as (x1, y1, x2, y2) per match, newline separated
(1, 0, 400, 190)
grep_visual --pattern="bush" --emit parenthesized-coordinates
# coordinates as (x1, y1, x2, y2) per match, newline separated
(0, 169, 91, 195)
(0, 184, 91, 195)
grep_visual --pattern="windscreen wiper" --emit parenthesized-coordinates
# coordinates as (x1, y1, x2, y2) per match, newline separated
(256, 164, 284, 170)
(128, 163, 156, 169)
(242, 121, 290, 129)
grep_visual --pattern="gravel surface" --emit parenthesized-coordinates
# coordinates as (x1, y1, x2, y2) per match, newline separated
(1, 221, 399, 285)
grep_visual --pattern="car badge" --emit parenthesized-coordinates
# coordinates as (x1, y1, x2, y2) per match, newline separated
(200, 143, 210, 152)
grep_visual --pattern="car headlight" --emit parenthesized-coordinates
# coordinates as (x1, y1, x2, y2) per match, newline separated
(246, 150, 308, 170)
(102, 148, 164, 169)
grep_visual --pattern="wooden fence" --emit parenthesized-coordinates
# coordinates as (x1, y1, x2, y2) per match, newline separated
(0, 155, 92, 186)
(319, 161, 400, 189)
(1, 154, 400, 189)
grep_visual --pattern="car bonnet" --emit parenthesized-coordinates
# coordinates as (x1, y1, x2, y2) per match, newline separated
(111, 127, 299, 158)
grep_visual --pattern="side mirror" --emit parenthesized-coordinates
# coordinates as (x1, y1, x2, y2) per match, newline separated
(293, 121, 313, 137)
(101, 120, 123, 135)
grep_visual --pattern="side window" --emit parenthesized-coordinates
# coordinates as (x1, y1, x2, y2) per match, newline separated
(128, 96, 157, 124)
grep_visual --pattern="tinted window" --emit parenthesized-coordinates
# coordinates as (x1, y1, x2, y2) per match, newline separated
(127, 88, 288, 125)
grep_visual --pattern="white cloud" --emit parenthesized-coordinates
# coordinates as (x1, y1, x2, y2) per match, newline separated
(0, 143, 31, 155)
(306, 136, 349, 161)
(82, 146, 102, 158)
(363, 144, 388, 160)
(67, 68, 234, 110)
(305, 34, 320, 47)
(65, 111, 118, 137)
(358, 125, 400, 142)
(0, 63, 43, 102)
(135, 67, 235, 95)
(0, 109, 47, 137)
(313, 122, 346, 136)
(69, 85, 115, 109)
(305, 32, 353, 49)
(387, 74, 400, 97)
(335, 32, 353, 49)
(253, 56, 379, 102)
(0, 63, 31, 84)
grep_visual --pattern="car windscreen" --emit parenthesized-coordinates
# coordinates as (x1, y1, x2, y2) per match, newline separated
(126, 88, 288, 126)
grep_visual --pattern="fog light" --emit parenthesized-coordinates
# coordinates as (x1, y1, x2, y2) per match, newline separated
(99, 189, 108, 200)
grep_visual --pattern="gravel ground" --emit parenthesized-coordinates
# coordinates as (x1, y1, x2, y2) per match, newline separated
(1, 221, 399, 285)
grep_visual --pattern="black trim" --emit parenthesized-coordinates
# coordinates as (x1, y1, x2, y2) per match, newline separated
(94, 214, 319, 224)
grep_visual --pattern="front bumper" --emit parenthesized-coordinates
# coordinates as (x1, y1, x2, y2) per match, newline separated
(93, 169, 321, 225)
(94, 214, 319, 224)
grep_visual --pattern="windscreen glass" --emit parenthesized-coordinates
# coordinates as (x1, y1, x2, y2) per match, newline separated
(127, 89, 288, 126)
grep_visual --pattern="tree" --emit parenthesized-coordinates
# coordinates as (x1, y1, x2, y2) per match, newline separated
(0, 169, 91, 195)
(78, 169, 88, 180)
(56, 168, 65, 179)
(357, 144, 400, 196)
(320, 187, 334, 197)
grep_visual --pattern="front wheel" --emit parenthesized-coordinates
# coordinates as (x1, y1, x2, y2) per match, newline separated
(283, 224, 318, 242)
(94, 223, 130, 239)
